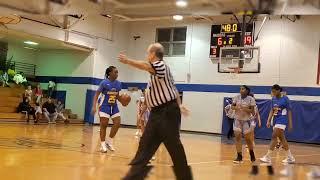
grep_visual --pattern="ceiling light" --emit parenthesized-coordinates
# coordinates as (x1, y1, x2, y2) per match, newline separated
(24, 41, 38, 45)
(176, 0, 187, 7)
(173, 15, 183, 21)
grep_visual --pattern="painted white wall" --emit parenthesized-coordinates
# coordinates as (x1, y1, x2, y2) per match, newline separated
(93, 21, 130, 80)
(36, 49, 94, 77)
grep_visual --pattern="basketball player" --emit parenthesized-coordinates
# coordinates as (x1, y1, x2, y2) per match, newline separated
(271, 90, 282, 149)
(260, 84, 295, 164)
(135, 90, 145, 137)
(118, 43, 192, 180)
(139, 97, 150, 135)
(232, 85, 256, 163)
(224, 98, 235, 139)
(135, 99, 142, 137)
(92, 66, 122, 153)
(248, 93, 261, 146)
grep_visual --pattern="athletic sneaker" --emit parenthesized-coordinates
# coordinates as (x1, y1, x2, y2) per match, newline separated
(100, 144, 107, 153)
(282, 156, 295, 164)
(106, 141, 115, 151)
(249, 150, 256, 162)
(233, 154, 243, 164)
(307, 167, 320, 178)
(260, 155, 272, 163)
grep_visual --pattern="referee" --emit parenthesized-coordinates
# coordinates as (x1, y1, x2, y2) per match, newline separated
(118, 43, 193, 180)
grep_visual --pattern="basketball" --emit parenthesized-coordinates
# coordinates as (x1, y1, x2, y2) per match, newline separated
(119, 93, 131, 107)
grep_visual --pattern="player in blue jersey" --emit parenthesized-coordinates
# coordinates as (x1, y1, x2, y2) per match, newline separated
(92, 66, 122, 153)
(260, 84, 295, 164)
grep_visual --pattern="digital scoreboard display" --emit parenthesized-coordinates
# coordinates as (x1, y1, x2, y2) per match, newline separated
(210, 23, 254, 58)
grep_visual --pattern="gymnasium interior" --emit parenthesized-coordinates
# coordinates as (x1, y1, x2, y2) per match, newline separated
(0, 0, 320, 179)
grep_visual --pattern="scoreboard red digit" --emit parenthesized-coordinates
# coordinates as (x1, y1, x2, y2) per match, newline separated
(210, 23, 254, 58)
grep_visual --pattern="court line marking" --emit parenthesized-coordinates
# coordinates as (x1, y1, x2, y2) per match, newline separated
(187, 153, 320, 166)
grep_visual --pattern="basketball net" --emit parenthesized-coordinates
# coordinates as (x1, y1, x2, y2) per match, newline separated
(228, 67, 241, 79)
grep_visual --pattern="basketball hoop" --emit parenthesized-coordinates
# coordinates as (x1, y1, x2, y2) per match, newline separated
(0, 15, 21, 25)
(228, 67, 242, 74)
(227, 67, 242, 80)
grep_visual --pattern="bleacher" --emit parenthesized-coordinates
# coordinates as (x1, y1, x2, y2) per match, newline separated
(0, 85, 84, 124)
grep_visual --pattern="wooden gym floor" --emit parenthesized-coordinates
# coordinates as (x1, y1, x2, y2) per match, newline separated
(0, 123, 319, 180)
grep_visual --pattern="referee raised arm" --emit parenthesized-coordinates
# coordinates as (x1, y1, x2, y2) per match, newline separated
(119, 43, 193, 180)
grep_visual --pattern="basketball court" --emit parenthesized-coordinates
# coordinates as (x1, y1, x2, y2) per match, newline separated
(0, 123, 319, 179)
(1, 0, 320, 180)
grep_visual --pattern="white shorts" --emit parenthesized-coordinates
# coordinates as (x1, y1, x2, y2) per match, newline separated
(233, 119, 253, 135)
(250, 120, 256, 128)
(273, 124, 286, 130)
(99, 111, 120, 119)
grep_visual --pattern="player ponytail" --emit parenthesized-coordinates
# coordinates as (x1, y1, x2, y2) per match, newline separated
(105, 66, 116, 79)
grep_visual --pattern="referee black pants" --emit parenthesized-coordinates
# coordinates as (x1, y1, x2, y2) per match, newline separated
(123, 101, 193, 180)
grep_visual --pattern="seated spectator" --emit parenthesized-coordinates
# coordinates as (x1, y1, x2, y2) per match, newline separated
(13, 72, 27, 85)
(0, 72, 9, 87)
(17, 97, 36, 122)
(7, 65, 16, 81)
(55, 100, 69, 123)
(34, 102, 42, 123)
(24, 85, 33, 102)
(34, 84, 43, 104)
(42, 98, 57, 124)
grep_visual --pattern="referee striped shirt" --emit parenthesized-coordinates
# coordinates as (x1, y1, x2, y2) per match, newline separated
(145, 60, 177, 108)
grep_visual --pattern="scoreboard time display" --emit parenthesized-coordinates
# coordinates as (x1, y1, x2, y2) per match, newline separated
(210, 23, 254, 58)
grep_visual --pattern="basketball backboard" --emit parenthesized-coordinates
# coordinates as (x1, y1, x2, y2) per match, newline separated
(218, 46, 260, 73)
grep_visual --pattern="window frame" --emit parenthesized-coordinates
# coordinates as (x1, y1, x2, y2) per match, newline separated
(155, 27, 187, 57)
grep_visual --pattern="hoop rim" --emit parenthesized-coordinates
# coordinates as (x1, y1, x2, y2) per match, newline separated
(0, 15, 21, 24)
(228, 67, 242, 74)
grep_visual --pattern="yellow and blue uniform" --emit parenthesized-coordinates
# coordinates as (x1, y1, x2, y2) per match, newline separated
(272, 95, 291, 130)
(97, 79, 122, 118)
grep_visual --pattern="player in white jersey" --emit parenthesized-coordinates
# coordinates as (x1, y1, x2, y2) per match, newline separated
(231, 85, 256, 163)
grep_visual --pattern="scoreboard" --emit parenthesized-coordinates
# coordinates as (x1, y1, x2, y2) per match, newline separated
(210, 23, 254, 58)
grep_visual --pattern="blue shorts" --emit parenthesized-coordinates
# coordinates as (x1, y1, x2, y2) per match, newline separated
(99, 105, 120, 119)
(273, 118, 287, 130)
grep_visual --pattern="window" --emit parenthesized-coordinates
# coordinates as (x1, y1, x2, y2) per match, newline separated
(156, 27, 187, 56)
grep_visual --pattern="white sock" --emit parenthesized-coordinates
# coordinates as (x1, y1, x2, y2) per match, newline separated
(286, 149, 292, 157)
(266, 150, 273, 157)
(101, 141, 106, 146)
